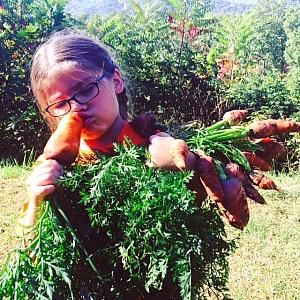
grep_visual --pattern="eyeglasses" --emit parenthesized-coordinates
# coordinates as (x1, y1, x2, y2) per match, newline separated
(45, 75, 105, 117)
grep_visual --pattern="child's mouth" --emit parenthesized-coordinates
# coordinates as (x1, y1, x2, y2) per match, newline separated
(83, 118, 93, 129)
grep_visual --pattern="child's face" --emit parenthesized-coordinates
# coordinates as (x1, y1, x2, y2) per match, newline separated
(45, 68, 124, 141)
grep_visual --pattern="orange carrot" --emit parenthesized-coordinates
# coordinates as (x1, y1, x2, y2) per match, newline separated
(225, 162, 266, 204)
(196, 153, 249, 229)
(169, 139, 189, 170)
(256, 138, 286, 160)
(44, 113, 84, 165)
(221, 178, 249, 229)
(196, 151, 225, 203)
(249, 119, 300, 138)
(243, 181, 267, 204)
(242, 151, 272, 171)
(249, 169, 281, 191)
(223, 109, 248, 125)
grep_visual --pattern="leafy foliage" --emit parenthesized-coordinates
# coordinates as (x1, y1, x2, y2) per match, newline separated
(0, 201, 80, 299)
(0, 0, 73, 160)
(0, 143, 236, 299)
(61, 143, 236, 298)
(86, 1, 223, 126)
(223, 69, 299, 119)
(284, 7, 300, 101)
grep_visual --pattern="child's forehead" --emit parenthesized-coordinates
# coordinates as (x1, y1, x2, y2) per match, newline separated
(48, 63, 98, 83)
(45, 64, 100, 102)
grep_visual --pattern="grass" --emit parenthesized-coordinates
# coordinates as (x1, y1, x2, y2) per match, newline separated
(0, 164, 299, 299)
(227, 172, 300, 300)
(0, 161, 30, 267)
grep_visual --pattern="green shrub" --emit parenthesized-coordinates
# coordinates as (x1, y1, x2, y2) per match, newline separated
(0, 0, 72, 161)
(223, 70, 299, 119)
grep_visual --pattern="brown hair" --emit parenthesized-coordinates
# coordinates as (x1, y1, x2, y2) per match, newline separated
(30, 29, 128, 131)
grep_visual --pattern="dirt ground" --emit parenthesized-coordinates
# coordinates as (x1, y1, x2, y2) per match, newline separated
(0, 175, 27, 267)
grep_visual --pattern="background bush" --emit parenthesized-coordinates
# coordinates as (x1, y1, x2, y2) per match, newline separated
(223, 69, 297, 119)
(0, 0, 72, 161)
(1, 0, 300, 169)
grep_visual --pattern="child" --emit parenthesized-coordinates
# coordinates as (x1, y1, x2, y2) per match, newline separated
(18, 28, 253, 299)
(20, 29, 198, 299)
(22, 29, 197, 229)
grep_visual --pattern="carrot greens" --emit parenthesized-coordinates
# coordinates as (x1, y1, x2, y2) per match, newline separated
(0, 201, 80, 299)
(0, 142, 236, 299)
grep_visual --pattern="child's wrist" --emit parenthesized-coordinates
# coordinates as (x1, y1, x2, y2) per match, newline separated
(28, 194, 44, 210)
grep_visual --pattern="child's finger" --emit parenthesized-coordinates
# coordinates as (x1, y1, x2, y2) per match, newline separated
(149, 132, 171, 144)
(30, 166, 62, 179)
(32, 159, 63, 174)
(30, 185, 56, 199)
(27, 172, 62, 187)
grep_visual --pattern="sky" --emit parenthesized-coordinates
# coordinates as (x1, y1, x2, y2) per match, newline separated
(65, 0, 258, 18)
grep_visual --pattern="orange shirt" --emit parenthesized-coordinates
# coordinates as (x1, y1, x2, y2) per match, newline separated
(79, 121, 147, 155)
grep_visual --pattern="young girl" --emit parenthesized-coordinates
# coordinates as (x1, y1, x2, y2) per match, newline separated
(22, 30, 197, 227)
(18, 29, 251, 299)
(19, 29, 198, 299)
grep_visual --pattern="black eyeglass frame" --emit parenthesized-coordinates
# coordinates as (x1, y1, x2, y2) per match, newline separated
(45, 74, 106, 117)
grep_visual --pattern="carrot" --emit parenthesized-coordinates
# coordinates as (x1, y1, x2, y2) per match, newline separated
(249, 169, 281, 191)
(256, 138, 286, 160)
(169, 139, 189, 170)
(248, 119, 300, 138)
(187, 171, 208, 206)
(207, 110, 248, 132)
(225, 162, 247, 182)
(196, 151, 225, 203)
(243, 181, 267, 204)
(222, 109, 248, 125)
(44, 113, 84, 165)
(242, 151, 272, 171)
(225, 162, 266, 204)
(196, 153, 231, 224)
(196, 153, 249, 229)
(221, 178, 249, 229)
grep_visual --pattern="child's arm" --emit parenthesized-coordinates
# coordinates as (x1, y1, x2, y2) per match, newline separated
(20, 112, 82, 229)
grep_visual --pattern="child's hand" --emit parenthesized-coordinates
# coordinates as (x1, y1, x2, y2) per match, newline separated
(148, 132, 177, 169)
(148, 133, 197, 170)
(27, 159, 63, 207)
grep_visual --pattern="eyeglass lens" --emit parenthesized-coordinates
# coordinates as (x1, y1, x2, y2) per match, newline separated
(47, 83, 99, 117)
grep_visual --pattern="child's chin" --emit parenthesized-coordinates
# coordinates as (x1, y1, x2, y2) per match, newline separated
(81, 129, 102, 141)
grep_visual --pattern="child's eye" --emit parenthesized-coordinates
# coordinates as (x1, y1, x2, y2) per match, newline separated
(76, 84, 98, 102)
(54, 101, 68, 109)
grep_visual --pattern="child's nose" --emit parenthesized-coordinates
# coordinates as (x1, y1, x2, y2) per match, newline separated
(70, 100, 88, 112)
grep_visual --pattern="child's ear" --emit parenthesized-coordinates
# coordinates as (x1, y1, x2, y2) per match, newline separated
(113, 69, 124, 94)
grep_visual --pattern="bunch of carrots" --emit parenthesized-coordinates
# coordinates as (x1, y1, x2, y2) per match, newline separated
(43, 111, 300, 230)
(171, 110, 300, 229)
